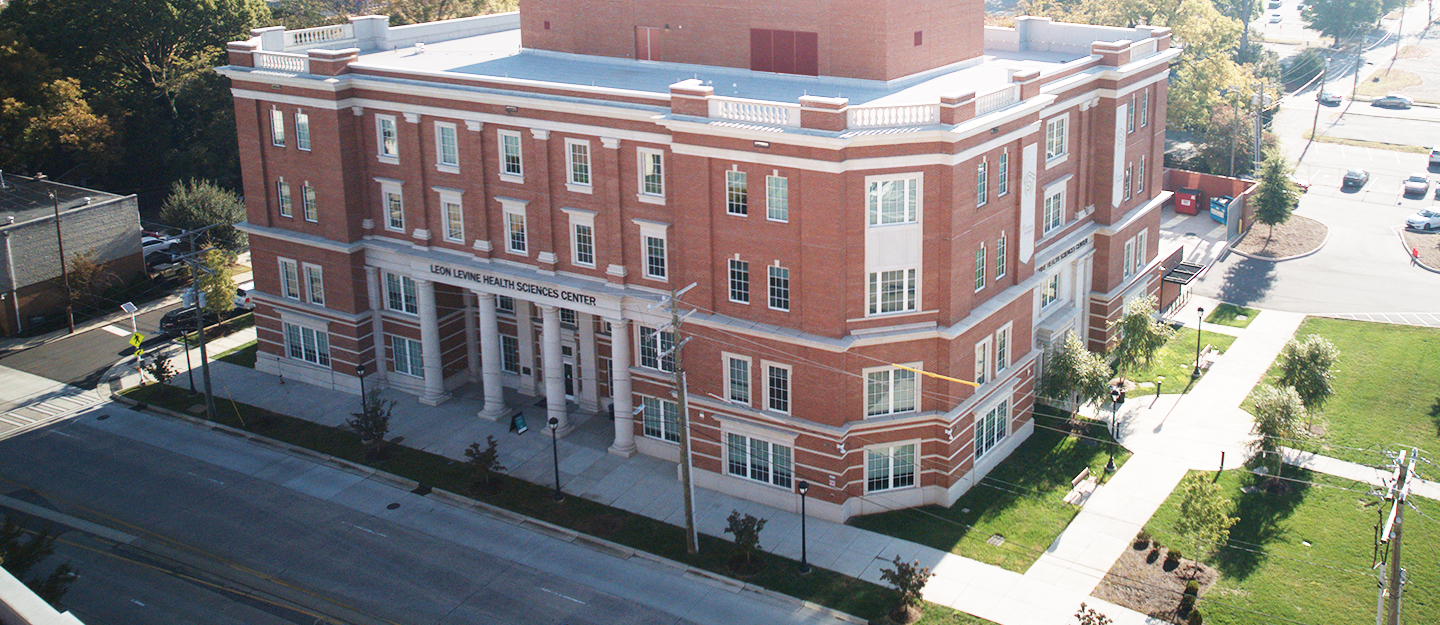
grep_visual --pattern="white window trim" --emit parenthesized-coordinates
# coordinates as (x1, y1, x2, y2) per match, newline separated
(767, 264, 791, 312)
(766, 174, 789, 223)
(995, 232, 1007, 279)
(975, 397, 1011, 461)
(564, 137, 593, 193)
(1133, 231, 1148, 275)
(723, 352, 752, 406)
(1040, 273, 1061, 309)
(637, 325, 676, 373)
(974, 336, 992, 385)
(976, 158, 988, 208)
(725, 169, 748, 216)
(278, 258, 300, 300)
(995, 322, 1013, 373)
(1123, 238, 1135, 279)
(497, 129, 523, 183)
(1141, 91, 1149, 128)
(391, 334, 424, 378)
(563, 208, 597, 268)
(1137, 156, 1146, 193)
(974, 243, 986, 292)
(997, 150, 1010, 196)
(302, 182, 318, 223)
(434, 121, 460, 173)
(437, 187, 465, 243)
(1044, 113, 1070, 168)
(728, 257, 750, 304)
(295, 111, 310, 151)
(270, 108, 285, 147)
(867, 268, 919, 317)
(303, 263, 325, 307)
(277, 178, 292, 218)
(1127, 98, 1136, 134)
(763, 360, 792, 415)
(865, 172, 923, 226)
(502, 199, 528, 256)
(863, 362, 920, 418)
(377, 178, 405, 233)
(637, 147, 665, 204)
(725, 431, 794, 489)
(376, 114, 399, 164)
(284, 322, 331, 367)
(865, 440, 920, 493)
(1042, 181, 1066, 236)
(384, 272, 419, 315)
(640, 395, 681, 443)
(635, 219, 669, 282)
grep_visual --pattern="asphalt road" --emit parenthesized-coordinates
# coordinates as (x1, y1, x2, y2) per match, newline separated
(0, 398, 835, 625)
(0, 303, 182, 389)
(1308, 102, 1440, 149)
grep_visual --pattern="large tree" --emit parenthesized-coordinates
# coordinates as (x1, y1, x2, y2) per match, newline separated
(1277, 335, 1339, 426)
(1108, 295, 1175, 383)
(1303, 0, 1383, 45)
(0, 28, 112, 176)
(158, 179, 248, 252)
(1252, 149, 1301, 246)
(1250, 385, 1304, 478)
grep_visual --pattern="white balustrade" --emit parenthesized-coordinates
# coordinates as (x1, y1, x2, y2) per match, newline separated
(709, 97, 800, 127)
(253, 51, 309, 73)
(976, 85, 1020, 116)
(847, 104, 939, 128)
(285, 24, 354, 48)
(1130, 39, 1157, 60)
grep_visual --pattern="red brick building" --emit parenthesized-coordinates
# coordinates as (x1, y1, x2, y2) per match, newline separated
(219, 4, 1177, 522)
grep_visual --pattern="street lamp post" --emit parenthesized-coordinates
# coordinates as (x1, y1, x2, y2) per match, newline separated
(548, 416, 564, 501)
(798, 480, 811, 574)
(1192, 306, 1206, 379)
(356, 364, 367, 410)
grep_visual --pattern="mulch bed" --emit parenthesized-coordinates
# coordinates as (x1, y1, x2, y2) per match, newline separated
(1400, 228, 1440, 270)
(1093, 538, 1218, 624)
(1232, 215, 1328, 259)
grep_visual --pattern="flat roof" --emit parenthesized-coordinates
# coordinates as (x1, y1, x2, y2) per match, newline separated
(351, 28, 1084, 107)
(0, 175, 122, 227)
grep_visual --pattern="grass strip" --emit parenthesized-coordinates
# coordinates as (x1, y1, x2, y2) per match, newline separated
(1204, 304, 1259, 329)
(213, 340, 258, 368)
(120, 383, 993, 624)
(1302, 132, 1431, 154)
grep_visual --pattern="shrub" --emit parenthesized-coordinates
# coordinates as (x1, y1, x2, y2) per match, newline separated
(463, 436, 507, 488)
(879, 556, 934, 623)
(1134, 530, 1152, 549)
(1167, 549, 1183, 564)
(1187, 608, 1204, 625)
(723, 510, 767, 569)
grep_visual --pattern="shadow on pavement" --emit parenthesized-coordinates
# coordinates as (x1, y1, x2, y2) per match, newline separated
(1213, 258, 1278, 307)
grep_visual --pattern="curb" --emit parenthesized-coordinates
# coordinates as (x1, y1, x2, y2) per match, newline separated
(1226, 218, 1330, 262)
(107, 390, 867, 625)
(1395, 226, 1440, 274)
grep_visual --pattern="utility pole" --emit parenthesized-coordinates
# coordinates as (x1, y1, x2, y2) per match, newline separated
(185, 258, 218, 422)
(659, 283, 699, 555)
(48, 191, 74, 334)
(1310, 59, 1329, 142)
(1379, 449, 1416, 625)
(1253, 82, 1265, 172)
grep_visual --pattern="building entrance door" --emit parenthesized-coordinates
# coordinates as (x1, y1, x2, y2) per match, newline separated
(561, 345, 576, 400)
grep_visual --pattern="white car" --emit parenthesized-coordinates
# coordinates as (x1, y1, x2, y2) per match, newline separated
(141, 235, 175, 258)
(1406, 208, 1440, 230)
(1317, 91, 1342, 104)
(234, 281, 255, 310)
(1269, 12, 1283, 22)
(1403, 173, 1430, 195)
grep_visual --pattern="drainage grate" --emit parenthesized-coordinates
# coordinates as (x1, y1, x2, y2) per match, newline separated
(411, 484, 432, 496)
(987, 533, 1006, 547)
(386, 503, 400, 510)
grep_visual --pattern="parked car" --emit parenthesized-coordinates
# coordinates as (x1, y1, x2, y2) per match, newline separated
(1317, 91, 1342, 105)
(1406, 208, 1440, 230)
(1430, 146, 1440, 166)
(1288, 175, 1310, 192)
(1268, 12, 1283, 22)
(234, 281, 255, 311)
(141, 235, 175, 258)
(1372, 94, 1414, 109)
(1403, 173, 1431, 195)
(1342, 168, 1370, 188)
(159, 307, 221, 333)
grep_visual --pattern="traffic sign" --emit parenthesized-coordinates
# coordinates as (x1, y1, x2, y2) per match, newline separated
(129, 332, 145, 348)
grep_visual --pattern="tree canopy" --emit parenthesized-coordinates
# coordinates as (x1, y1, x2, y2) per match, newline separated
(1173, 474, 1238, 559)
(1302, 0, 1383, 45)
(1039, 332, 1114, 409)
(1277, 335, 1339, 415)
(1250, 385, 1304, 475)
(1252, 149, 1301, 242)
(1108, 295, 1175, 382)
(158, 179, 249, 252)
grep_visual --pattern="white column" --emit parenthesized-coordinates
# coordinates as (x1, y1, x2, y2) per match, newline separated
(515, 300, 538, 395)
(606, 317, 635, 457)
(539, 304, 569, 433)
(578, 312, 599, 412)
(463, 292, 480, 383)
(475, 291, 506, 421)
(416, 278, 448, 405)
(364, 266, 387, 384)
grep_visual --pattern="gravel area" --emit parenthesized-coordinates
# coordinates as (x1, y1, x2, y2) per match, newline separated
(1093, 539, 1218, 623)
(1401, 228, 1440, 269)
(1232, 215, 1328, 258)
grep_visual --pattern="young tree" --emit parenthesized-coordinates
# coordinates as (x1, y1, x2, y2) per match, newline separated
(159, 180, 249, 252)
(1250, 385, 1304, 478)
(146, 353, 176, 386)
(723, 510, 768, 570)
(65, 251, 117, 309)
(196, 248, 237, 317)
(1039, 332, 1114, 410)
(879, 556, 934, 624)
(1276, 335, 1339, 426)
(1108, 295, 1175, 383)
(1173, 474, 1239, 561)
(348, 388, 396, 449)
(1251, 150, 1301, 247)
(463, 435, 507, 488)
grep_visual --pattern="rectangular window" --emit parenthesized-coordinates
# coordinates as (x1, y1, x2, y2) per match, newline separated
(385, 273, 418, 314)
(567, 139, 591, 186)
(501, 335, 520, 373)
(996, 325, 1011, 373)
(996, 234, 1007, 279)
(559, 308, 577, 326)
(644, 235, 667, 279)
(642, 396, 680, 443)
(868, 177, 919, 225)
(1124, 239, 1135, 279)
(768, 265, 790, 311)
(639, 149, 664, 197)
(975, 340, 989, 385)
(1141, 91, 1149, 127)
(305, 265, 324, 306)
(270, 109, 285, 147)
(727, 433, 793, 488)
(1045, 116, 1068, 161)
(726, 356, 750, 404)
(284, 323, 330, 366)
(499, 130, 523, 177)
(974, 245, 986, 291)
(726, 170, 748, 215)
(767, 364, 790, 414)
(638, 326, 675, 372)
(1135, 230, 1148, 274)
(1127, 98, 1136, 133)
(302, 183, 317, 222)
(377, 115, 398, 158)
(498, 296, 515, 313)
(386, 191, 404, 231)
(506, 211, 527, 254)
(435, 123, 459, 168)
(867, 269, 918, 315)
(295, 112, 310, 151)
(443, 200, 464, 242)
(867, 444, 916, 492)
(279, 259, 300, 300)
(1137, 156, 1146, 193)
(766, 175, 789, 222)
(976, 159, 988, 207)
(865, 367, 917, 417)
(1043, 188, 1065, 234)
(392, 336, 424, 377)
(975, 400, 1010, 460)
(728, 259, 750, 304)
(1040, 274, 1060, 308)
(1124, 165, 1133, 201)
(277, 180, 292, 217)
(573, 223, 595, 267)
(998, 150, 1009, 196)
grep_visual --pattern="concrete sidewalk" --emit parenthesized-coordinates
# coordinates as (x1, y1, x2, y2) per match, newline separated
(1282, 447, 1440, 501)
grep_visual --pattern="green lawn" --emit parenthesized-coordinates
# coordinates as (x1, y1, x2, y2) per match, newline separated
(121, 383, 993, 624)
(1250, 317, 1440, 465)
(1121, 327, 1237, 398)
(1145, 469, 1437, 625)
(848, 406, 1130, 573)
(214, 340, 258, 368)
(1205, 304, 1260, 329)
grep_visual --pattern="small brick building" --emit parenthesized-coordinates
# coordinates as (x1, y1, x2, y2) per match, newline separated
(0, 175, 143, 336)
(219, 3, 1176, 521)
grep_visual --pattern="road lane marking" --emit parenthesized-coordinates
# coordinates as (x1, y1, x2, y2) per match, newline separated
(100, 325, 131, 337)
(341, 521, 388, 538)
(541, 587, 587, 605)
(183, 471, 225, 486)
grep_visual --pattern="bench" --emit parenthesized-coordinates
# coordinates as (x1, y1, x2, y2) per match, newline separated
(1063, 467, 1099, 506)
(1197, 345, 1220, 371)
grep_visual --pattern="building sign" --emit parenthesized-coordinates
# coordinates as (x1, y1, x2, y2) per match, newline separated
(1036, 237, 1090, 274)
(430, 264, 599, 307)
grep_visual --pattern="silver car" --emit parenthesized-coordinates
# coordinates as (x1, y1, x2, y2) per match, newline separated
(1403, 173, 1430, 195)
(1407, 208, 1440, 230)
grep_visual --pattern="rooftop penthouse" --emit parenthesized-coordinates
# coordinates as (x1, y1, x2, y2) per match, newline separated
(225, 12, 1175, 136)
